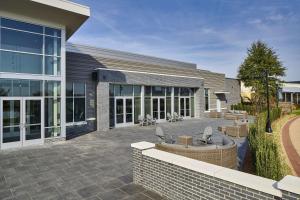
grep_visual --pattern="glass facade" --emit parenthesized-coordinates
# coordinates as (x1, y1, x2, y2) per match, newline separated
(0, 17, 63, 141)
(0, 17, 61, 75)
(109, 84, 195, 127)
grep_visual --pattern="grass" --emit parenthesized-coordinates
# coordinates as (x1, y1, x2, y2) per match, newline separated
(292, 109, 300, 116)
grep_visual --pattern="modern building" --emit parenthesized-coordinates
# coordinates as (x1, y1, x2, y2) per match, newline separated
(0, 0, 240, 149)
(279, 81, 300, 104)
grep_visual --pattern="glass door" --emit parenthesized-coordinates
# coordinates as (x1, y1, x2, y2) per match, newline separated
(23, 98, 44, 146)
(115, 97, 134, 127)
(1, 98, 22, 149)
(179, 97, 191, 118)
(152, 97, 166, 121)
(0, 97, 43, 149)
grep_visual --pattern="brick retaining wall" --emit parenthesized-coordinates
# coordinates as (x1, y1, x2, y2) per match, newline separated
(131, 142, 300, 200)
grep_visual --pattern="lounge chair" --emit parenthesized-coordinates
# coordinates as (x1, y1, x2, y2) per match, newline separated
(138, 115, 147, 126)
(173, 112, 183, 121)
(155, 127, 175, 144)
(194, 126, 213, 144)
(146, 114, 157, 125)
(167, 112, 176, 122)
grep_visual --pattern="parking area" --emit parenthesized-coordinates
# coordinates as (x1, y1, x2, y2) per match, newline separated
(0, 118, 244, 200)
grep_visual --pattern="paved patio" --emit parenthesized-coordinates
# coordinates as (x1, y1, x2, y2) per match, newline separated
(0, 118, 246, 200)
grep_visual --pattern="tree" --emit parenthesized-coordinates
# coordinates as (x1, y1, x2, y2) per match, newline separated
(238, 41, 286, 111)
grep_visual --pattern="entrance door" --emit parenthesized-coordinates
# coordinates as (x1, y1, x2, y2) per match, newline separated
(180, 97, 191, 118)
(216, 99, 221, 112)
(152, 97, 165, 121)
(0, 97, 43, 149)
(115, 97, 134, 127)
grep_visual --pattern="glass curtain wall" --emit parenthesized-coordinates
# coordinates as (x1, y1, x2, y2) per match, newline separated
(0, 17, 62, 139)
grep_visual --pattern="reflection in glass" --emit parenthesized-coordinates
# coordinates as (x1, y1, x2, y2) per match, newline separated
(109, 98, 115, 127)
(45, 81, 61, 97)
(0, 50, 43, 74)
(45, 56, 61, 75)
(45, 27, 61, 37)
(66, 98, 73, 123)
(160, 98, 165, 119)
(116, 99, 124, 124)
(2, 100, 21, 143)
(74, 98, 85, 122)
(134, 97, 141, 124)
(0, 79, 12, 96)
(1, 28, 43, 53)
(1, 18, 43, 33)
(134, 86, 141, 97)
(152, 86, 165, 96)
(13, 80, 29, 97)
(74, 83, 85, 96)
(45, 36, 61, 56)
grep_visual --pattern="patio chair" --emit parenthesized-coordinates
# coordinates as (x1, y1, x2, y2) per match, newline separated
(146, 114, 157, 125)
(167, 112, 176, 122)
(138, 115, 147, 126)
(155, 127, 175, 144)
(173, 112, 183, 121)
(194, 126, 213, 144)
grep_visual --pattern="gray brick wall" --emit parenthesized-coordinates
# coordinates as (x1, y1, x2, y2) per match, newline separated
(132, 145, 300, 200)
(225, 78, 241, 109)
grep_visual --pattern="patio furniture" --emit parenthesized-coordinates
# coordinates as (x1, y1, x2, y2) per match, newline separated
(155, 127, 175, 144)
(155, 135, 237, 169)
(218, 126, 226, 134)
(225, 123, 248, 138)
(167, 112, 176, 122)
(224, 110, 248, 120)
(173, 112, 183, 121)
(194, 126, 213, 144)
(138, 115, 147, 126)
(146, 114, 157, 125)
(178, 135, 193, 147)
(208, 111, 222, 118)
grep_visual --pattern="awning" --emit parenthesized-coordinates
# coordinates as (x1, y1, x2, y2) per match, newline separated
(214, 91, 230, 94)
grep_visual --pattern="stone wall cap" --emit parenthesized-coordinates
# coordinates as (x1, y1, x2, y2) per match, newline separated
(143, 148, 282, 197)
(131, 142, 155, 150)
(277, 175, 300, 195)
(215, 168, 282, 197)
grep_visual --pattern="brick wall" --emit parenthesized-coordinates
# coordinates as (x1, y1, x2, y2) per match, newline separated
(132, 142, 300, 200)
(225, 78, 241, 109)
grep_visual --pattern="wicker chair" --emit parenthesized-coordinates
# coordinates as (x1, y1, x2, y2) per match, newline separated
(225, 123, 248, 138)
(138, 115, 147, 126)
(173, 112, 183, 121)
(155, 127, 175, 144)
(167, 112, 176, 122)
(146, 114, 157, 125)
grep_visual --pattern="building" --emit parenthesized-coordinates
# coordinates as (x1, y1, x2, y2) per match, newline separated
(0, 0, 240, 149)
(279, 81, 300, 104)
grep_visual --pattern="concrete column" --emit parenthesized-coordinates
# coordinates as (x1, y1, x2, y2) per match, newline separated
(291, 93, 293, 103)
(97, 82, 110, 131)
(194, 84, 204, 118)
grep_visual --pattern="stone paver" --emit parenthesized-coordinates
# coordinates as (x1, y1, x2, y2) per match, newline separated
(0, 118, 245, 200)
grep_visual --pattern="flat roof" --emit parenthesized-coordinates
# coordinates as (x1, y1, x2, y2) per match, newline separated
(0, 0, 90, 39)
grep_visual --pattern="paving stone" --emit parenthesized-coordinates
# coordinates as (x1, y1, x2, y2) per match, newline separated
(77, 185, 103, 198)
(119, 184, 145, 195)
(123, 192, 153, 200)
(98, 188, 129, 200)
(118, 174, 133, 184)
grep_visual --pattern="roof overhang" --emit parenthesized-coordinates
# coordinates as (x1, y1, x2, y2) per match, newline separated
(214, 91, 230, 94)
(0, 0, 90, 40)
(282, 87, 300, 93)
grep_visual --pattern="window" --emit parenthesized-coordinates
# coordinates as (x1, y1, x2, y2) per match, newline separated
(66, 82, 86, 123)
(0, 79, 42, 97)
(0, 17, 61, 75)
(44, 81, 61, 138)
(204, 88, 210, 111)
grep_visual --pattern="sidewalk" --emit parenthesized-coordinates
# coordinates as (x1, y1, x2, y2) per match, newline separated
(282, 117, 300, 176)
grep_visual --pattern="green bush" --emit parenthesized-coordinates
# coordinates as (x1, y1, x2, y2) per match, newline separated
(231, 103, 256, 115)
(248, 108, 285, 180)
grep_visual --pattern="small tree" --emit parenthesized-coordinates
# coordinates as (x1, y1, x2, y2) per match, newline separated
(238, 41, 285, 112)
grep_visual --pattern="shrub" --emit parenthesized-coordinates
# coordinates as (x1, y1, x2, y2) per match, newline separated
(248, 108, 285, 180)
(231, 103, 256, 115)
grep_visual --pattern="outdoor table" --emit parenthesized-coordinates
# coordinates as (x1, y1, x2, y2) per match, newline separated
(178, 135, 193, 147)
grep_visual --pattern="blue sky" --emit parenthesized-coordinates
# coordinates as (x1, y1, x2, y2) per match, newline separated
(71, 0, 300, 81)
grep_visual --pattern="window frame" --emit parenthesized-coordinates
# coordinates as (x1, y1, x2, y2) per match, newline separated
(66, 82, 87, 126)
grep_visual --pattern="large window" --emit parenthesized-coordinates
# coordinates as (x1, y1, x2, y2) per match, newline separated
(204, 88, 210, 111)
(45, 81, 61, 138)
(0, 17, 61, 75)
(66, 82, 86, 124)
(0, 79, 42, 97)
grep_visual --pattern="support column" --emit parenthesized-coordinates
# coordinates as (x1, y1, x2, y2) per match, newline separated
(97, 82, 110, 131)
(141, 86, 145, 117)
(171, 87, 174, 115)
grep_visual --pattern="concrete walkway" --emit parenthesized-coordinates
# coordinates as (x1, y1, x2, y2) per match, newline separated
(282, 117, 300, 176)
